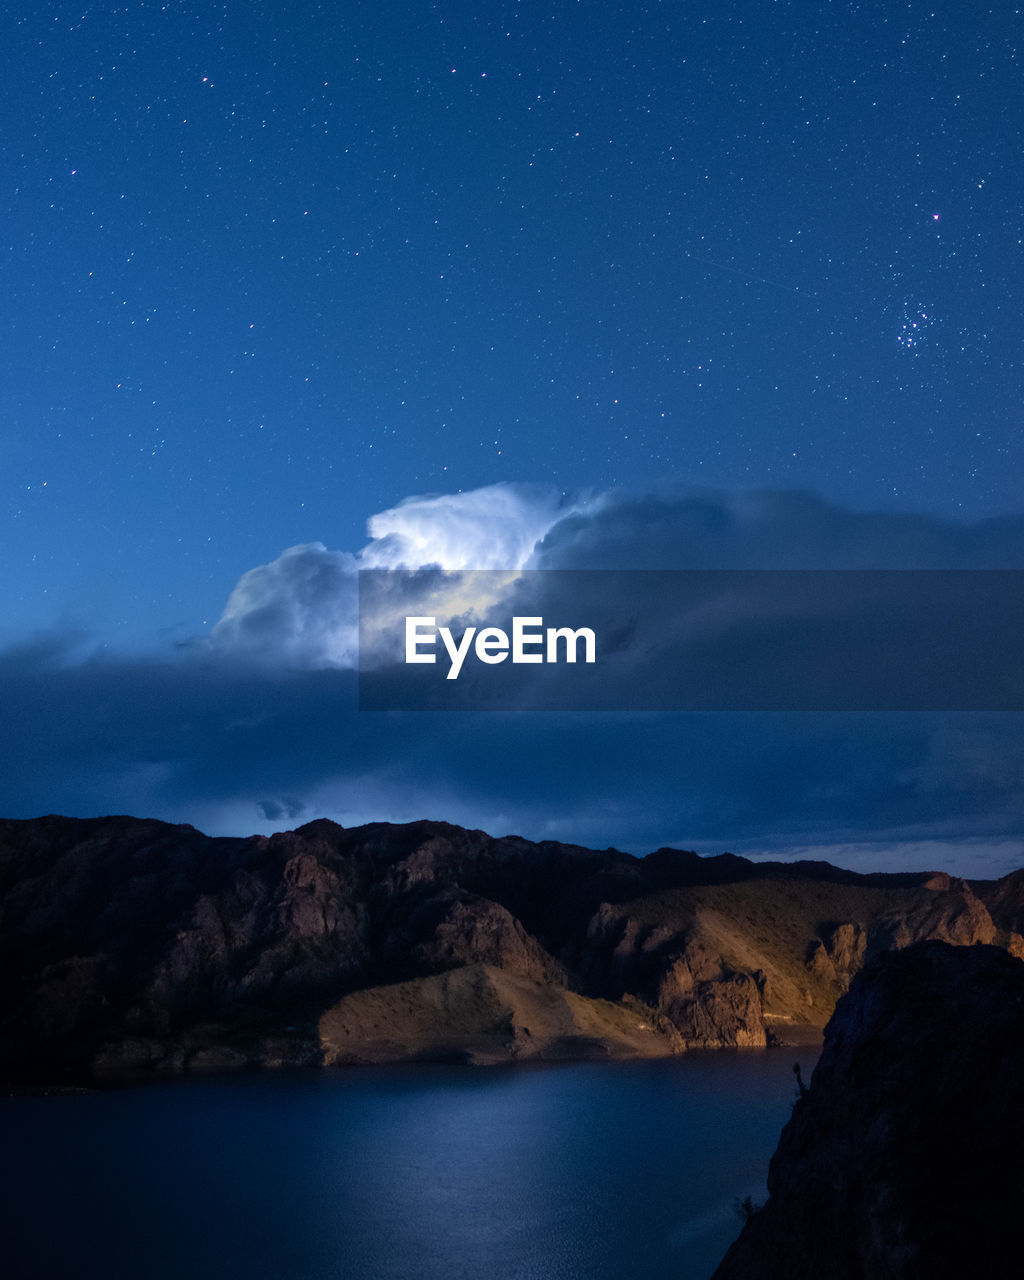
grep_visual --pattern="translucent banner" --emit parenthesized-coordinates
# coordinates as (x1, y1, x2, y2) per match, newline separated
(357, 569, 1024, 711)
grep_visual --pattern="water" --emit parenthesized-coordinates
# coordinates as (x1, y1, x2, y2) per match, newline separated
(1, 1050, 813, 1280)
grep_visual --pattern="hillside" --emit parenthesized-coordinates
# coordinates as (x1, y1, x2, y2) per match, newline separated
(0, 814, 1016, 1083)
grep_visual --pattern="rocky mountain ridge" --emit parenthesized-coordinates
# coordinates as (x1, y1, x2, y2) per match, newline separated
(1, 813, 1020, 1083)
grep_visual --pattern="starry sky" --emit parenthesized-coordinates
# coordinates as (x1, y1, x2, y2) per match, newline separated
(3, 1, 1024, 872)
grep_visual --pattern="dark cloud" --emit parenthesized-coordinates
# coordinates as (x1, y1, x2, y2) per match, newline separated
(257, 798, 308, 822)
(2, 633, 1023, 862)
(535, 488, 1024, 570)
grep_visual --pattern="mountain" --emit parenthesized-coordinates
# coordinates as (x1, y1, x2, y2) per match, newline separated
(712, 939, 1024, 1279)
(0, 814, 1016, 1084)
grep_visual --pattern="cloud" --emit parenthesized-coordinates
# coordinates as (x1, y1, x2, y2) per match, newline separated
(257, 797, 308, 822)
(2, 632, 1022, 862)
(208, 482, 574, 668)
(211, 543, 359, 667)
(209, 484, 1024, 673)
(361, 483, 572, 571)
(533, 486, 1024, 570)
(4, 484, 1024, 873)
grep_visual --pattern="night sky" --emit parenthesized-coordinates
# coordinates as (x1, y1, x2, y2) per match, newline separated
(3, 2, 1023, 874)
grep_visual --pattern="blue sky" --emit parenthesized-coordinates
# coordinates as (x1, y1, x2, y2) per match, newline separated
(3, 1, 1023, 873)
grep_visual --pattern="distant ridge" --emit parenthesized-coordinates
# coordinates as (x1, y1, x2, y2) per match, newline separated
(2, 814, 1021, 1084)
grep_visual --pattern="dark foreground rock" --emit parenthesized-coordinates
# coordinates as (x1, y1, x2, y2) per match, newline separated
(713, 940, 1024, 1280)
(0, 815, 1017, 1084)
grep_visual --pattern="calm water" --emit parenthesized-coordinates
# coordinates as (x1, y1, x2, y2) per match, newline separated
(2, 1050, 813, 1280)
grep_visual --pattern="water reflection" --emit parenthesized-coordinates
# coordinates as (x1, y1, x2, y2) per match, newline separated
(2, 1050, 814, 1280)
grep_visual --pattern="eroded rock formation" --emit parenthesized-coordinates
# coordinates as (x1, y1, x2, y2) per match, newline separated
(0, 814, 1011, 1082)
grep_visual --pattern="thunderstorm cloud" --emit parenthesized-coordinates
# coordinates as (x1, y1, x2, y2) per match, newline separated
(3, 484, 1024, 874)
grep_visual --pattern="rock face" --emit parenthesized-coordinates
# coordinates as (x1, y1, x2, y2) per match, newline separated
(0, 814, 1012, 1083)
(971, 869, 1024, 957)
(319, 963, 682, 1065)
(713, 941, 1024, 1280)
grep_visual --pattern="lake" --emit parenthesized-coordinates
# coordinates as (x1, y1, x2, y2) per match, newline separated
(2, 1049, 814, 1280)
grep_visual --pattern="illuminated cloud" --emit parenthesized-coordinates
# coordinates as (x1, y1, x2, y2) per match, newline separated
(210, 483, 575, 668)
(361, 483, 571, 571)
(210, 542, 359, 668)
(209, 483, 1024, 672)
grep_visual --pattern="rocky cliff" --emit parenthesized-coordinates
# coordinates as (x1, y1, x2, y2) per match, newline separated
(0, 814, 1014, 1083)
(712, 940, 1024, 1280)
